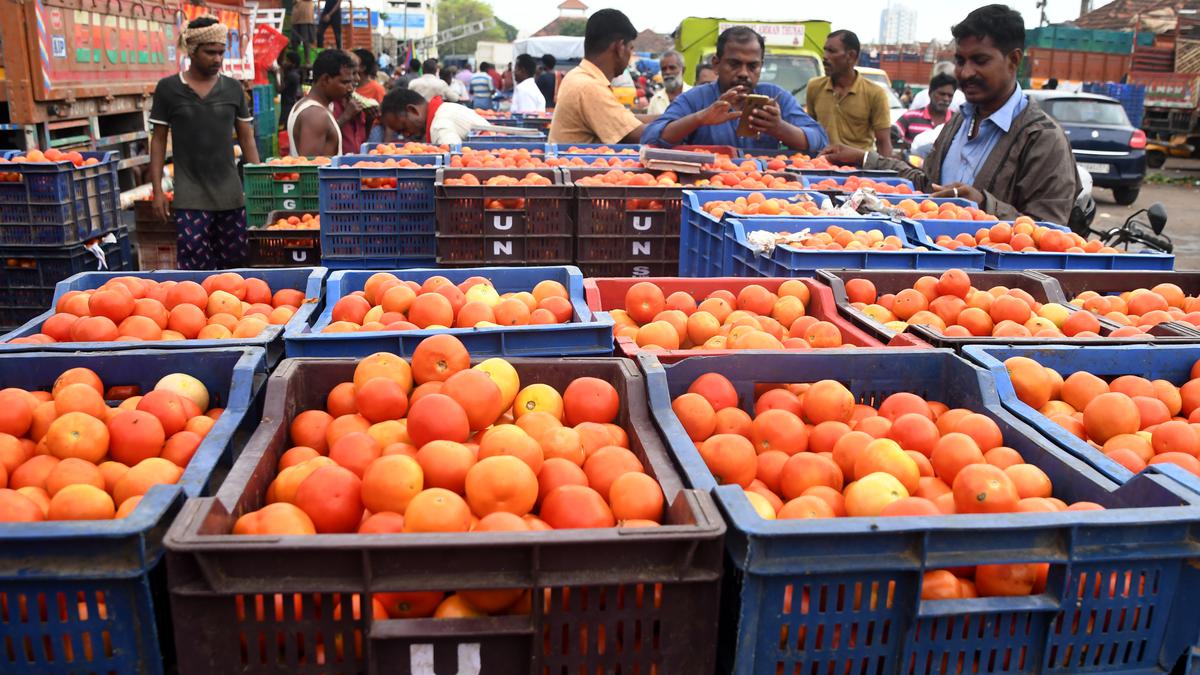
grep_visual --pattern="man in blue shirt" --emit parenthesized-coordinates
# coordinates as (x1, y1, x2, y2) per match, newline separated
(641, 26, 827, 153)
(470, 62, 496, 110)
(820, 5, 1077, 224)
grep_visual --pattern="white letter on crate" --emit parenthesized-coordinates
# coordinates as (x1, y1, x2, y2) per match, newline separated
(410, 644, 435, 675)
(458, 643, 482, 674)
(491, 215, 513, 231)
(631, 241, 651, 257)
(281, 183, 295, 194)
(282, 199, 297, 210)
(493, 240, 513, 256)
(632, 215, 653, 231)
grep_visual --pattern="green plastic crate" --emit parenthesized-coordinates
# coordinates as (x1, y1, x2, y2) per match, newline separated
(243, 162, 321, 227)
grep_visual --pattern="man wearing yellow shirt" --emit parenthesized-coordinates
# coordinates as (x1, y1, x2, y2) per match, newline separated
(806, 30, 893, 156)
(548, 9, 647, 144)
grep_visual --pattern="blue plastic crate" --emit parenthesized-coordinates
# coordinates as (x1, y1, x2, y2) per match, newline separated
(0, 227, 132, 289)
(719, 217, 984, 277)
(549, 143, 642, 154)
(319, 211, 437, 261)
(0, 151, 120, 245)
(550, 154, 644, 168)
(321, 154, 441, 213)
(903, 220, 1175, 270)
(800, 174, 920, 193)
(0, 267, 326, 364)
(901, 218, 1065, 246)
(984, 243, 1174, 271)
(964, 343, 1200, 487)
(318, 256, 437, 270)
(284, 265, 615, 357)
(814, 268, 1191, 349)
(357, 141, 452, 158)
(639, 348, 1200, 675)
(679, 188, 837, 277)
(0, 346, 266, 675)
(456, 140, 552, 153)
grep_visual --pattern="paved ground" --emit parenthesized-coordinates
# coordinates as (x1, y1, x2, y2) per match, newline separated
(1089, 158, 1200, 268)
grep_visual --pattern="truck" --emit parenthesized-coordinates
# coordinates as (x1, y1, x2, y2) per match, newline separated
(1132, 71, 1200, 159)
(673, 17, 830, 100)
(475, 40, 514, 70)
(0, 0, 253, 190)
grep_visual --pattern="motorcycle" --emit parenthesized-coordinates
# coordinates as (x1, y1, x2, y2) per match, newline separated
(1069, 167, 1172, 254)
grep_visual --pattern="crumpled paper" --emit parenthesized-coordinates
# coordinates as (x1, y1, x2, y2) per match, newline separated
(831, 187, 907, 219)
(746, 227, 812, 256)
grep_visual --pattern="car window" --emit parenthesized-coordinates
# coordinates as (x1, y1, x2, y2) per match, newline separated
(1041, 99, 1129, 126)
(761, 54, 821, 100)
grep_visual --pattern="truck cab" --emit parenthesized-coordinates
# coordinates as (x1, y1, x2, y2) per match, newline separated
(674, 18, 830, 101)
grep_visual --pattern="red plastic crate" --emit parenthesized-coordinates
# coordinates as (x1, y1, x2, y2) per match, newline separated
(583, 276, 930, 363)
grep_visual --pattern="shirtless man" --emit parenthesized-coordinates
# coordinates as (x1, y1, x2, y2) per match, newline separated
(287, 49, 355, 156)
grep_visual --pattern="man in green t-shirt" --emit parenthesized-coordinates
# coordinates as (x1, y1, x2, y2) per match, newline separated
(148, 16, 259, 269)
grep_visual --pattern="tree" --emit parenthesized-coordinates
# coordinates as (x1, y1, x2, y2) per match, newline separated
(556, 18, 587, 37)
(496, 17, 518, 42)
(437, 0, 509, 55)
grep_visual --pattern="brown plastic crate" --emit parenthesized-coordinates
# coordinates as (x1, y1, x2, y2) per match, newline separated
(574, 260, 680, 277)
(164, 356, 724, 675)
(436, 234, 573, 267)
(135, 230, 177, 270)
(133, 199, 176, 235)
(248, 210, 321, 268)
(818, 269, 1196, 349)
(435, 167, 573, 238)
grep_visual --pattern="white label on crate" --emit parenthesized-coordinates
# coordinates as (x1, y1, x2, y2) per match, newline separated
(631, 241, 652, 257)
(281, 183, 296, 194)
(458, 643, 481, 674)
(632, 215, 652, 231)
(493, 240, 513, 256)
(410, 644, 434, 674)
(52, 36, 66, 58)
(491, 215, 514, 231)
(282, 198, 297, 210)
(407, 643, 481, 675)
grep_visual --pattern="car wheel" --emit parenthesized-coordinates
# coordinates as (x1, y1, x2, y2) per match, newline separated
(1112, 186, 1140, 206)
(1146, 151, 1166, 169)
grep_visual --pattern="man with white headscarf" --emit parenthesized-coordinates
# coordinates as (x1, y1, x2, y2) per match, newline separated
(148, 16, 259, 270)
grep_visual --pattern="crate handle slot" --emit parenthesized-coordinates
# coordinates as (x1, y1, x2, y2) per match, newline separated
(917, 592, 1061, 617)
(368, 615, 534, 674)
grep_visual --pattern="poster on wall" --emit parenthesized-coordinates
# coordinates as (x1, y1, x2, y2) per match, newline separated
(180, 2, 254, 80)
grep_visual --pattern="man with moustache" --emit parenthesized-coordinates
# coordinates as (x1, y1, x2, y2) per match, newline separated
(641, 25, 826, 152)
(820, 5, 1078, 224)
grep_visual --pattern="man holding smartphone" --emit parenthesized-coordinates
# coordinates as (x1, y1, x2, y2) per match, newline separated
(640, 26, 827, 152)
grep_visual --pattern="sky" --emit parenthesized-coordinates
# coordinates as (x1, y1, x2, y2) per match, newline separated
(488, 0, 1116, 43)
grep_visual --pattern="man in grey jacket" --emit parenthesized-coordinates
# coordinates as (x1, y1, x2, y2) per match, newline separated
(820, 5, 1079, 225)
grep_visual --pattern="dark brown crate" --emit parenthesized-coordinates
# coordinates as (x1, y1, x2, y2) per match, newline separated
(247, 210, 321, 268)
(165, 357, 724, 675)
(436, 234, 573, 267)
(435, 168, 573, 238)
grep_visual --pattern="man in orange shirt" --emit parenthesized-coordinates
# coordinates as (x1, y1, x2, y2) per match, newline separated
(548, 9, 649, 144)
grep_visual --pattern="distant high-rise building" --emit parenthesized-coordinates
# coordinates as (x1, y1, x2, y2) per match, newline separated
(878, 1, 918, 44)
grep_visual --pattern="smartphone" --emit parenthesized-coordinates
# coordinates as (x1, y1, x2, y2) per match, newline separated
(736, 94, 771, 137)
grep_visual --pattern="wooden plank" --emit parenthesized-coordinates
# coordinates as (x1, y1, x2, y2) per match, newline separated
(1176, 38, 1200, 74)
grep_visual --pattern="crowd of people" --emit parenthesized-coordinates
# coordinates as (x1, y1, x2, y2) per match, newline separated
(150, 4, 1078, 270)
